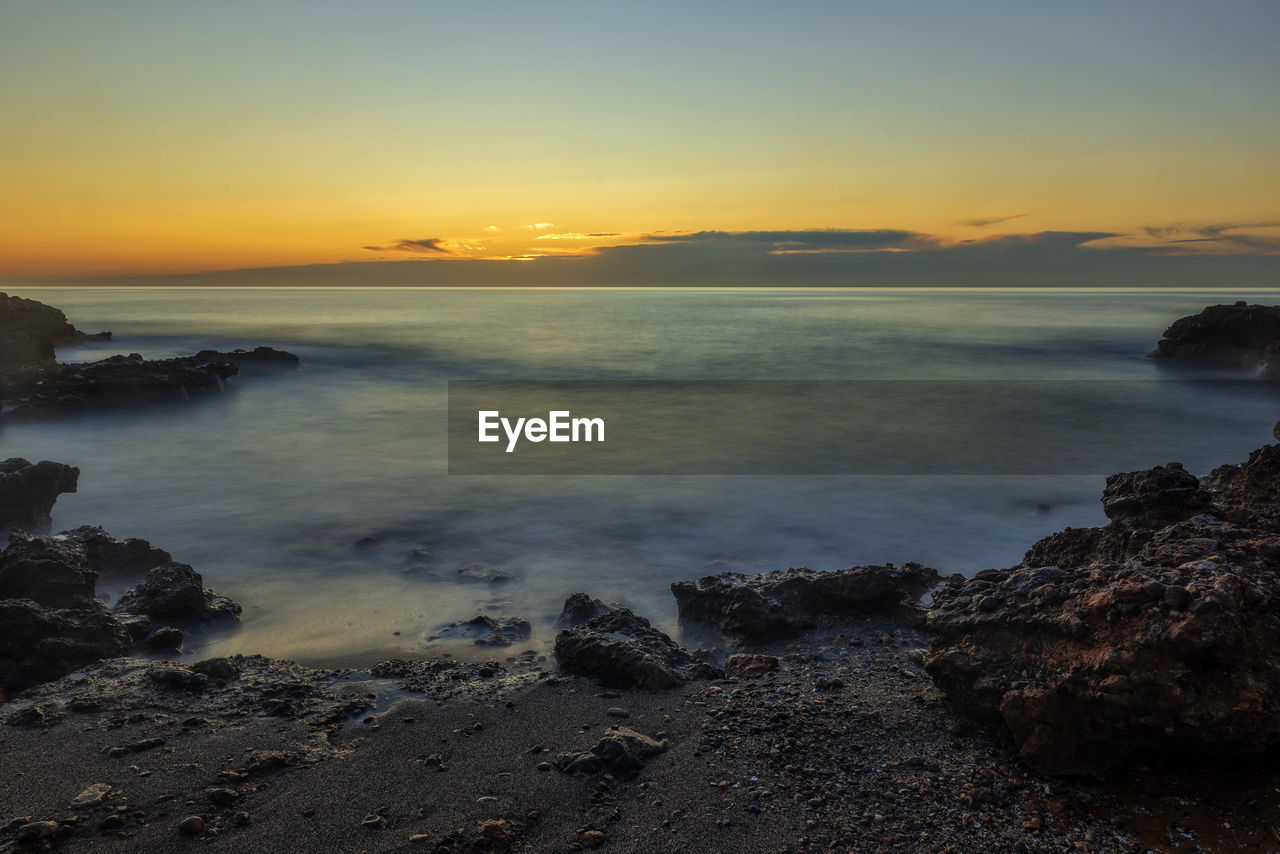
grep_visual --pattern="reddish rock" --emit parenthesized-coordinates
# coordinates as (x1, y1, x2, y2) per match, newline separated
(926, 444, 1280, 776)
(724, 653, 780, 678)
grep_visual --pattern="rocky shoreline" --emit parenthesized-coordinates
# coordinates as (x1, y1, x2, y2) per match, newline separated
(1, 297, 1278, 852)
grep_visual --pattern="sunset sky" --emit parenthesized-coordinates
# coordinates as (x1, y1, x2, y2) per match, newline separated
(1, 0, 1278, 285)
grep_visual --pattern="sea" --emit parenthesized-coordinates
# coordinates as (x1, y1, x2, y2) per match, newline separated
(3, 286, 1277, 663)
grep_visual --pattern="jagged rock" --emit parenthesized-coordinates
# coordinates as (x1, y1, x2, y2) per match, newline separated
(429, 615, 532, 647)
(456, 562, 516, 584)
(142, 625, 185, 651)
(671, 563, 940, 641)
(554, 608, 717, 690)
(192, 346, 299, 375)
(1154, 301, 1280, 371)
(0, 458, 79, 531)
(926, 446, 1280, 776)
(191, 656, 242, 684)
(114, 563, 241, 623)
(0, 598, 132, 691)
(0, 291, 95, 365)
(553, 726, 667, 777)
(554, 592, 614, 628)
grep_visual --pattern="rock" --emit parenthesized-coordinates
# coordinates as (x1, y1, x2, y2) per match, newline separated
(1154, 302, 1280, 371)
(926, 447, 1280, 776)
(456, 562, 516, 584)
(190, 656, 242, 684)
(14, 820, 60, 842)
(724, 653, 780, 679)
(581, 829, 607, 848)
(478, 819, 510, 840)
(178, 815, 205, 836)
(191, 346, 300, 375)
(554, 726, 667, 777)
(114, 562, 241, 623)
(429, 615, 532, 648)
(671, 563, 940, 641)
(0, 291, 90, 365)
(0, 598, 132, 691)
(141, 626, 184, 651)
(555, 592, 614, 628)
(605, 707, 629, 718)
(0, 534, 99, 609)
(54, 525, 173, 576)
(0, 458, 79, 531)
(69, 783, 113, 808)
(554, 608, 718, 690)
(207, 787, 239, 806)
(149, 666, 208, 692)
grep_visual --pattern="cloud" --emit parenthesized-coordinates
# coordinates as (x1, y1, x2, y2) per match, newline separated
(535, 232, 621, 240)
(484, 225, 502, 232)
(524, 222, 555, 230)
(961, 213, 1028, 228)
(145, 225, 1280, 287)
(362, 238, 453, 255)
(1144, 220, 1280, 252)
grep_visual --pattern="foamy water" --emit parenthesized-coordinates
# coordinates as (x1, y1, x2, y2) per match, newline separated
(3, 286, 1277, 663)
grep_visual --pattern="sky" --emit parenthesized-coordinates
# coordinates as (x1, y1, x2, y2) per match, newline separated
(1, 0, 1278, 285)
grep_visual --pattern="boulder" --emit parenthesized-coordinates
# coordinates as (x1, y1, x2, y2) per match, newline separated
(553, 726, 667, 777)
(554, 608, 717, 690)
(926, 446, 1280, 776)
(671, 563, 940, 641)
(428, 615, 532, 647)
(0, 598, 132, 691)
(554, 592, 614, 628)
(0, 458, 79, 531)
(114, 562, 241, 623)
(0, 292, 88, 365)
(192, 346, 300, 374)
(1153, 301, 1280, 371)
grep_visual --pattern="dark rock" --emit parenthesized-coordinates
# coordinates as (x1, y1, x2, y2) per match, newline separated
(1154, 302, 1280, 371)
(456, 562, 516, 584)
(0, 291, 86, 365)
(192, 346, 299, 375)
(553, 726, 667, 777)
(0, 598, 131, 691)
(555, 592, 614, 628)
(926, 448, 1280, 776)
(429, 615, 532, 647)
(0, 458, 79, 531)
(149, 666, 208, 692)
(178, 815, 205, 836)
(114, 562, 241, 623)
(141, 626, 184, 651)
(724, 653, 780, 679)
(554, 608, 718, 690)
(671, 562, 940, 641)
(190, 656, 242, 684)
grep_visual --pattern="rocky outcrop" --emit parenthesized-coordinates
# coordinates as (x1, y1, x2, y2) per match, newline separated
(428, 615, 532, 647)
(925, 444, 1280, 776)
(0, 458, 79, 531)
(554, 608, 718, 690)
(0, 527, 238, 691)
(554, 592, 614, 628)
(0, 292, 103, 366)
(2, 348, 298, 419)
(671, 563, 940, 641)
(1154, 301, 1280, 374)
(114, 563, 241, 623)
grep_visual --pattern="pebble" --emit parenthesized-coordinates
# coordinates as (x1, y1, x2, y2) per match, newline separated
(207, 787, 239, 806)
(15, 821, 59, 842)
(361, 814, 387, 829)
(231, 811, 251, 827)
(605, 707, 630, 718)
(581, 829, 607, 848)
(69, 783, 113, 808)
(177, 815, 205, 836)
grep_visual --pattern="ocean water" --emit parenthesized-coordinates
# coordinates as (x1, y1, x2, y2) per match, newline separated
(3, 286, 1277, 663)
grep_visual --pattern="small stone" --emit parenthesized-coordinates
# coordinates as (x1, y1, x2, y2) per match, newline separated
(230, 811, 251, 827)
(70, 783, 113, 808)
(361, 814, 386, 829)
(207, 787, 238, 806)
(178, 815, 205, 836)
(581, 829, 607, 848)
(605, 707, 629, 718)
(476, 796, 499, 805)
(408, 833, 432, 846)
(479, 819, 510, 839)
(16, 821, 59, 842)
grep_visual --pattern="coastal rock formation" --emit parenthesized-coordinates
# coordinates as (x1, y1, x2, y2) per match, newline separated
(0, 527, 239, 691)
(429, 615, 532, 647)
(114, 563, 242, 623)
(0, 291, 103, 365)
(1154, 301, 1280, 373)
(671, 563, 941, 641)
(925, 444, 1280, 776)
(0, 458, 79, 532)
(2, 347, 299, 419)
(554, 608, 718, 690)
(554, 592, 614, 628)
